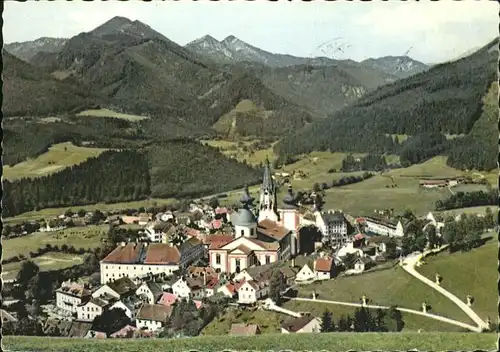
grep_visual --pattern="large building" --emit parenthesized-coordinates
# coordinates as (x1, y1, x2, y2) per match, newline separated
(99, 241, 203, 284)
(209, 186, 294, 274)
(55, 281, 91, 317)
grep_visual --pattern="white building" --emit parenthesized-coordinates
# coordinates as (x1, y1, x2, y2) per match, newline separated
(144, 222, 167, 243)
(281, 314, 321, 334)
(172, 277, 205, 299)
(295, 263, 316, 282)
(315, 210, 350, 248)
(136, 304, 172, 332)
(77, 297, 110, 322)
(237, 280, 268, 305)
(110, 296, 142, 321)
(135, 281, 163, 304)
(313, 257, 335, 281)
(100, 241, 204, 284)
(92, 277, 137, 300)
(365, 217, 405, 237)
(55, 281, 91, 317)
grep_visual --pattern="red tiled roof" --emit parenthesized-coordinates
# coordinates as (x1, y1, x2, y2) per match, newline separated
(224, 280, 246, 295)
(315, 258, 334, 272)
(193, 300, 203, 309)
(157, 293, 178, 307)
(206, 277, 220, 289)
(206, 235, 234, 249)
(258, 219, 290, 240)
(137, 304, 173, 322)
(355, 218, 366, 223)
(211, 219, 223, 229)
(231, 244, 254, 255)
(101, 243, 143, 264)
(143, 244, 181, 265)
(354, 233, 365, 241)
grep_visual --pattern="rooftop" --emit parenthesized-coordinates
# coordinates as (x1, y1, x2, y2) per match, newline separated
(258, 219, 290, 241)
(281, 314, 317, 333)
(137, 304, 173, 323)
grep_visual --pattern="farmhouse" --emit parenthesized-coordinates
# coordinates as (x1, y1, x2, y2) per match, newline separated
(55, 281, 91, 317)
(281, 314, 321, 334)
(237, 280, 269, 305)
(295, 263, 316, 282)
(314, 257, 335, 280)
(110, 295, 143, 320)
(135, 281, 163, 304)
(77, 297, 110, 322)
(136, 304, 172, 332)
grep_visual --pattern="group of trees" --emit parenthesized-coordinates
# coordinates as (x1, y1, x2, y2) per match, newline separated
(3, 151, 151, 217)
(341, 154, 387, 172)
(399, 133, 449, 166)
(435, 189, 497, 211)
(442, 210, 494, 253)
(321, 307, 404, 333)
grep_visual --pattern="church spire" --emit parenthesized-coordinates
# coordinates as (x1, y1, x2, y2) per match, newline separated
(261, 156, 275, 192)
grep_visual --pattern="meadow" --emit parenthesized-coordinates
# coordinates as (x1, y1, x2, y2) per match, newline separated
(2, 142, 107, 180)
(76, 108, 150, 121)
(288, 265, 474, 325)
(201, 309, 285, 335)
(2, 252, 85, 281)
(3, 333, 497, 351)
(417, 239, 498, 322)
(2, 225, 108, 260)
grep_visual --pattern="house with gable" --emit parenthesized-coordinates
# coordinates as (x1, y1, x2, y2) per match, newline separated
(77, 297, 110, 322)
(295, 263, 316, 282)
(110, 295, 143, 321)
(136, 304, 173, 332)
(237, 280, 269, 305)
(135, 281, 163, 304)
(281, 314, 321, 334)
(55, 281, 91, 317)
(314, 257, 335, 280)
(92, 277, 137, 300)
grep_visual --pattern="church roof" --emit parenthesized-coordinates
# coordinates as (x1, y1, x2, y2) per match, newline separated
(281, 184, 298, 209)
(232, 207, 257, 226)
(261, 157, 274, 191)
(240, 185, 255, 206)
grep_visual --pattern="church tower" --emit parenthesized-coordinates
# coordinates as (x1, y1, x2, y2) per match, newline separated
(258, 157, 279, 222)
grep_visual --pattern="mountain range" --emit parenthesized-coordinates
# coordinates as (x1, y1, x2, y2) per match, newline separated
(3, 16, 497, 172)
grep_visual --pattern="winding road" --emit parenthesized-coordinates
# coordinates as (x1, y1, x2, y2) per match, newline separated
(400, 247, 489, 331)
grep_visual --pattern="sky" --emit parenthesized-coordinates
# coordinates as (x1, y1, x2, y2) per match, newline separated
(4, 0, 498, 64)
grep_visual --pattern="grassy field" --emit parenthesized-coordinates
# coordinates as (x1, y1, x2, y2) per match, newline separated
(282, 300, 466, 332)
(2, 225, 108, 260)
(2, 252, 85, 281)
(201, 139, 276, 166)
(437, 205, 497, 218)
(202, 308, 285, 335)
(289, 266, 474, 325)
(4, 333, 497, 351)
(4, 198, 178, 224)
(76, 108, 150, 121)
(417, 240, 498, 322)
(2, 142, 107, 180)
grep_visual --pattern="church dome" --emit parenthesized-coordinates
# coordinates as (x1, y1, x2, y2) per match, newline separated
(232, 207, 257, 226)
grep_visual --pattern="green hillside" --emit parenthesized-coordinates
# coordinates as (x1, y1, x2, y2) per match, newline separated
(275, 39, 498, 170)
(3, 333, 497, 351)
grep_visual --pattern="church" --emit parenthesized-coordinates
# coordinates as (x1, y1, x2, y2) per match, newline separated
(208, 158, 301, 274)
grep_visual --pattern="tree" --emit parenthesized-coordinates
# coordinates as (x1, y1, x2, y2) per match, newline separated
(17, 261, 40, 287)
(384, 306, 405, 332)
(91, 308, 131, 336)
(337, 315, 349, 331)
(268, 269, 285, 305)
(424, 224, 439, 249)
(169, 229, 188, 247)
(384, 238, 398, 259)
(312, 183, 321, 193)
(353, 307, 376, 332)
(208, 197, 219, 209)
(375, 309, 387, 332)
(77, 209, 87, 217)
(320, 309, 335, 332)
(484, 207, 495, 229)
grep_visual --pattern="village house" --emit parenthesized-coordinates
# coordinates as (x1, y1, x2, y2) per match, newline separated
(295, 263, 316, 282)
(281, 314, 321, 334)
(110, 295, 143, 320)
(363, 217, 405, 237)
(144, 221, 168, 243)
(135, 281, 163, 304)
(419, 179, 450, 189)
(230, 323, 261, 336)
(157, 292, 178, 307)
(424, 212, 445, 235)
(217, 280, 246, 298)
(237, 280, 269, 305)
(171, 277, 206, 299)
(77, 297, 110, 322)
(1, 309, 18, 325)
(55, 281, 91, 317)
(314, 209, 351, 248)
(353, 257, 373, 273)
(366, 236, 393, 254)
(136, 304, 173, 332)
(314, 257, 335, 280)
(92, 277, 137, 300)
(337, 241, 364, 258)
(100, 241, 203, 284)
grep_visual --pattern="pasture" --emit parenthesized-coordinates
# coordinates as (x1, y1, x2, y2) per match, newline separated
(76, 108, 150, 121)
(4, 333, 497, 351)
(2, 225, 108, 260)
(417, 239, 497, 322)
(2, 142, 107, 180)
(288, 266, 474, 326)
(2, 252, 85, 281)
(201, 309, 284, 335)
